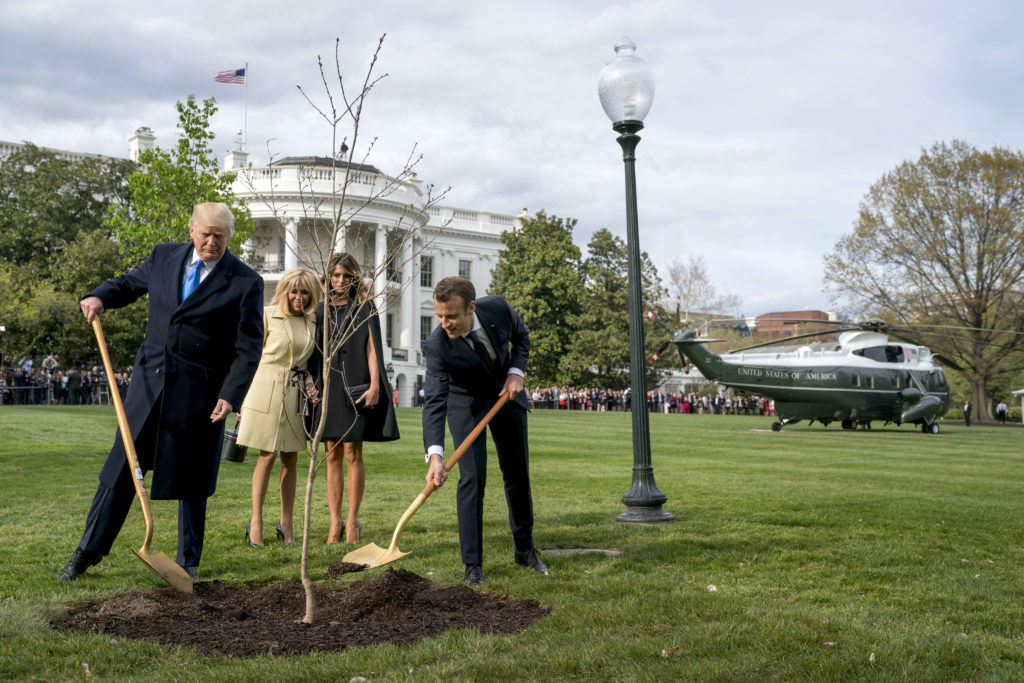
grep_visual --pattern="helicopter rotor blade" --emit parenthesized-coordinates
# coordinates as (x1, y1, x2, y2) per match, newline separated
(649, 339, 672, 363)
(726, 327, 859, 353)
(644, 309, 674, 333)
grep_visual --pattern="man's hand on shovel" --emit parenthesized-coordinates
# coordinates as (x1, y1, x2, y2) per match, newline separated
(426, 454, 449, 488)
(350, 389, 515, 570)
(425, 382, 519, 490)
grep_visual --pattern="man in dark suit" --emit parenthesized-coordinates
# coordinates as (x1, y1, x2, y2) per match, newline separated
(67, 367, 83, 405)
(423, 276, 547, 586)
(59, 202, 264, 582)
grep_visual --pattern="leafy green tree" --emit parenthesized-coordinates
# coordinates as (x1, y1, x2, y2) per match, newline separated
(559, 228, 670, 389)
(489, 211, 584, 385)
(824, 140, 1024, 421)
(105, 95, 254, 267)
(0, 144, 145, 366)
(0, 144, 134, 283)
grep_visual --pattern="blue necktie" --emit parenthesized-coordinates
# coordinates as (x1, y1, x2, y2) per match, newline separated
(181, 261, 202, 301)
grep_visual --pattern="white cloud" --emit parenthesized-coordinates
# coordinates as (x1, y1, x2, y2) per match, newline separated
(4, 0, 1023, 313)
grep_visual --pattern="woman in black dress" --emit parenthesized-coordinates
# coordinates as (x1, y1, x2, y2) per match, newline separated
(309, 253, 399, 544)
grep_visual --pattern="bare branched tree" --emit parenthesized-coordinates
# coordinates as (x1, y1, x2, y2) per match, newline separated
(663, 255, 741, 325)
(238, 36, 450, 624)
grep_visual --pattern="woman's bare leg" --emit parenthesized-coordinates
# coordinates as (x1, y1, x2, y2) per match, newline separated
(344, 441, 365, 543)
(249, 450, 277, 546)
(278, 451, 298, 543)
(325, 439, 345, 544)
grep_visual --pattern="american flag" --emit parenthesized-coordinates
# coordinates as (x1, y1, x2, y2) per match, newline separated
(214, 68, 246, 84)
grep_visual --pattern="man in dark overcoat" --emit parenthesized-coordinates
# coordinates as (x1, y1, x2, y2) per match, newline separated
(422, 276, 548, 586)
(59, 202, 264, 581)
(67, 367, 83, 405)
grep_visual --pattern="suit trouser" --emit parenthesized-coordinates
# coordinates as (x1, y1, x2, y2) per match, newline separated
(452, 400, 533, 566)
(76, 405, 207, 568)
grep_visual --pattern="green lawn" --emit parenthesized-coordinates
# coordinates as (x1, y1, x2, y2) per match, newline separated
(1, 406, 1022, 680)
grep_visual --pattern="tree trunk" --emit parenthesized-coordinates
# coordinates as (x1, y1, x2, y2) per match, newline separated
(300, 440, 319, 624)
(970, 380, 993, 423)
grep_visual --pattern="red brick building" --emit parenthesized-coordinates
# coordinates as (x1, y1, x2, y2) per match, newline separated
(755, 310, 835, 338)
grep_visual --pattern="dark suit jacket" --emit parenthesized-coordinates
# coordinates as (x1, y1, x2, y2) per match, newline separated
(89, 242, 264, 499)
(421, 295, 529, 451)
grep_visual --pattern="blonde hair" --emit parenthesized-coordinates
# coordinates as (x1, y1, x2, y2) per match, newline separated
(271, 268, 320, 316)
(325, 252, 371, 303)
(189, 202, 235, 234)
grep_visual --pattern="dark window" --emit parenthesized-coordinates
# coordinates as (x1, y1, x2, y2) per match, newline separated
(420, 256, 434, 287)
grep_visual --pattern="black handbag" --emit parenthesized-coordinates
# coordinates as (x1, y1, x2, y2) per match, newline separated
(344, 382, 381, 408)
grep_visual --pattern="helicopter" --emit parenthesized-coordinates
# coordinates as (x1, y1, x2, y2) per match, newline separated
(649, 315, 956, 433)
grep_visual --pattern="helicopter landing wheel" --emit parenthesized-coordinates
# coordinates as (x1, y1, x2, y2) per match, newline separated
(840, 419, 855, 430)
(771, 421, 782, 432)
(922, 421, 939, 434)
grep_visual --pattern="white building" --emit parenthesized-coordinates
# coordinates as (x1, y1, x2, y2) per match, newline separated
(222, 147, 520, 406)
(2, 133, 521, 406)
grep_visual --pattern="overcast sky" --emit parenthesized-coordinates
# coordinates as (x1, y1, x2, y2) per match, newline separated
(4, 0, 1023, 315)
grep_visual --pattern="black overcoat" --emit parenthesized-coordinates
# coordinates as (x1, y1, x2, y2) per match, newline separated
(308, 299, 399, 443)
(89, 242, 264, 499)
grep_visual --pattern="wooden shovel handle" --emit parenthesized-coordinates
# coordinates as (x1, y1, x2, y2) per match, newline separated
(425, 389, 512, 497)
(381, 390, 514, 553)
(91, 317, 156, 553)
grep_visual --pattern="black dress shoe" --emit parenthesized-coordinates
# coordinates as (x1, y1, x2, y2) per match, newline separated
(464, 564, 484, 586)
(514, 548, 549, 576)
(58, 548, 101, 581)
(276, 522, 286, 542)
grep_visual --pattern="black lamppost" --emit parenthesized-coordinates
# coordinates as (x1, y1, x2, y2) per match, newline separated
(599, 37, 673, 523)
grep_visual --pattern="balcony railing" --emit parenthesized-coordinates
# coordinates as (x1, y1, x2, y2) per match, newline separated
(235, 165, 425, 206)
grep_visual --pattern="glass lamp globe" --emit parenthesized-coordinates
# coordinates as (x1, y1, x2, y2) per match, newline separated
(598, 37, 655, 124)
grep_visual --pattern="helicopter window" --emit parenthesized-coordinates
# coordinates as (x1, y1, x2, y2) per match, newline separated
(868, 376, 875, 389)
(929, 370, 948, 390)
(851, 375, 861, 387)
(853, 346, 887, 362)
(853, 345, 907, 363)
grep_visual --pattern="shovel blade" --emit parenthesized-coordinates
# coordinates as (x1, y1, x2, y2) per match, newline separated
(343, 542, 412, 569)
(132, 548, 193, 593)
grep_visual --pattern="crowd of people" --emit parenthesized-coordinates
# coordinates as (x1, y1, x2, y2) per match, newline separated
(3, 360, 783, 417)
(1, 355, 129, 405)
(528, 386, 776, 416)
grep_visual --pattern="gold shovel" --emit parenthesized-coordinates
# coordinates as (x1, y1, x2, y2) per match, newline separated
(344, 390, 512, 569)
(92, 318, 193, 593)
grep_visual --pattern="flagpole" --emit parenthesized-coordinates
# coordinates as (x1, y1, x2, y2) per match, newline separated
(243, 62, 248, 151)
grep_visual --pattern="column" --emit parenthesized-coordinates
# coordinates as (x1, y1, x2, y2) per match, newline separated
(284, 218, 298, 271)
(374, 224, 388, 349)
(399, 233, 415, 349)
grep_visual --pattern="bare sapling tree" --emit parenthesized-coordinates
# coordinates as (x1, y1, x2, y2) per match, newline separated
(663, 254, 741, 327)
(238, 36, 450, 624)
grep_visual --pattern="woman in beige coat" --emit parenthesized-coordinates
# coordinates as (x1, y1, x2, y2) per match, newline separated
(237, 268, 319, 546)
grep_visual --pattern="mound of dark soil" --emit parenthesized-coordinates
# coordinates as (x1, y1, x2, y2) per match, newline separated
(53, 568, 549, 657)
